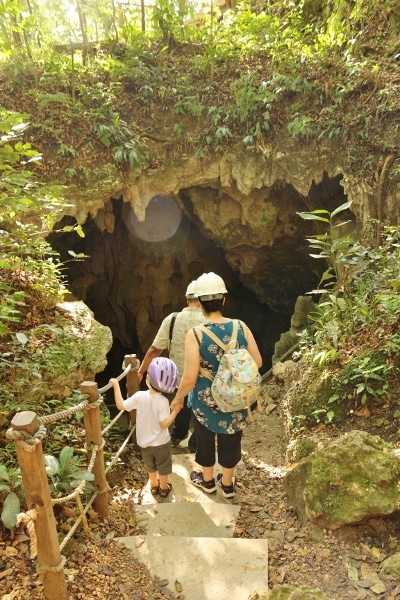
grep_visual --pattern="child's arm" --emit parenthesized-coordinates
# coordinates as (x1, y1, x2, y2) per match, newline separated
(160, 409, 178, 430)
(109, 378, 124, 411)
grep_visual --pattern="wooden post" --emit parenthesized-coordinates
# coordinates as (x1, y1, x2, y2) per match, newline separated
(10, 411, 69, 600)
(125, 354, 139, 394)
(124, 354, 139, 450)
(80, 381, 108, 517)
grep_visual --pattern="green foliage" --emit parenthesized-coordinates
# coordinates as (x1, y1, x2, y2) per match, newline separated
(287, 114, 315, 138)
(341, 353, 391, 406)
(0, 109, 69, 336)
(298, 203, 400, 413)
(173, 96, 204, 118)
(44, 446, 94, 494)
(0, 464, 22, 529)
(92, 115, 148, 169)
(297, 201, 355, 293)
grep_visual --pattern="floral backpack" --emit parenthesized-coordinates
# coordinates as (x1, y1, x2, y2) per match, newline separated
(197, 320, 262, 421)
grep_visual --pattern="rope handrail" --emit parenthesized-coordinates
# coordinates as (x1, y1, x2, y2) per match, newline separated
(102, 408, 126, 435)
(51, 440, 103, 506)
(98, 361, 134, 394)
(9, 354, 140, 570)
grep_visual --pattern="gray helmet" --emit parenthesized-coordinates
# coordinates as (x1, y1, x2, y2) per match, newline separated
(185, 280, 198, 299)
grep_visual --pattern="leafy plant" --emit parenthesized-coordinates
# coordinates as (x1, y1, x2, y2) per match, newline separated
(173, 96, 204, 118)
(297, 201, 355, 294)
(44, 446, 94, 495)
(92, 116, 148, 168)
(287, 114, 315, 138)
(341, 354, 391, 406)
(0, 464, 22, 529)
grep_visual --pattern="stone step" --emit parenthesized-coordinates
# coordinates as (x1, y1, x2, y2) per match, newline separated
(117, 535, 269, 600)
(133, 502, 240, 537)
(119, 453, 268, 599)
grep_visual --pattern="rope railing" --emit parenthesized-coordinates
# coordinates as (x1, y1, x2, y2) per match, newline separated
(6, 354, 140, 600)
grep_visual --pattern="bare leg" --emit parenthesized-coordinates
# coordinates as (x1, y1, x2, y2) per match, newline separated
(203, 465, 214, 482)
(159, 474, 170, 490)
(221, 467, 234, 486)
(149, 471, 159, 488)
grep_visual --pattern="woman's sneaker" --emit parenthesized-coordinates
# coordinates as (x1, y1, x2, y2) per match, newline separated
(190, 470, 216, 493)
(216, 473, 235, 498)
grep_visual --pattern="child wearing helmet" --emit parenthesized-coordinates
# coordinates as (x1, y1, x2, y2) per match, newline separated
(109, 357, 180, 498)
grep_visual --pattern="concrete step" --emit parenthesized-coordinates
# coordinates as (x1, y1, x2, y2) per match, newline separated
(133, 502, 240, 537)
(117, 535, 269, 600)
(118, 453, 268, 599)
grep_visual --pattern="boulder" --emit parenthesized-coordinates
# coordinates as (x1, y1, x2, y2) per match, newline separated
(381, 552, 400, 580)
(283, 430, 400, 529)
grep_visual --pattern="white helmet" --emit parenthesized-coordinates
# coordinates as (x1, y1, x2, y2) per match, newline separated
(185, 280, 198, 299)
(194, 272, 227, 301)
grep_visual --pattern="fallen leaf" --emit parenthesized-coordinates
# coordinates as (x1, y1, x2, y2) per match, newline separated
(175, 579, 183, 592)
(357, 580, 373, 588)
(249, 506, 263, 512)
(360, 563, 386, 594)
(354, 406, 370, 418)
(347, 566, 359, 582)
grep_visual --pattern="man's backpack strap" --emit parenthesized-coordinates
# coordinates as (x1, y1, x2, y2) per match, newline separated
(168, 312, 178, 350)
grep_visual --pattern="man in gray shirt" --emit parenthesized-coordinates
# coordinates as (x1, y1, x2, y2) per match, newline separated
(137, 281, 204, 451)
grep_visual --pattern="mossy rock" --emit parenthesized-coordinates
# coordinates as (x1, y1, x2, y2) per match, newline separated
(282, 363, 349, 439)
(284, 430, 400, 529)
(249, 584, 332, 600)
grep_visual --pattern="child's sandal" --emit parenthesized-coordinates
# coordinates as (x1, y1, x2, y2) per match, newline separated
(159, 482, 172, 498)
(151, 484, 159, 495)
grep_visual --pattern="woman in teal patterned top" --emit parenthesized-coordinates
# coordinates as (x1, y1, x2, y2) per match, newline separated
(171, 273, 262, 499)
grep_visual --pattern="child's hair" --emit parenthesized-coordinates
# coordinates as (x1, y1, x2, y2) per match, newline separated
(148, 357, 178, 393)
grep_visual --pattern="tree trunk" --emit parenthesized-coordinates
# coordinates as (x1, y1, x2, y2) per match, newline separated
(76, 0, 89, 65)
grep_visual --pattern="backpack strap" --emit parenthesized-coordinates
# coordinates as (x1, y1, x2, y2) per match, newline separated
(196, 320, 239, 351)
(197, 320, 239, 381)
(192, 328, 201, 347)
(168, 312, 178, 350)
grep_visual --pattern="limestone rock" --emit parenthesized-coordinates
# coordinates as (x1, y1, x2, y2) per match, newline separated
(272, 296, 316, 364)
(277, 362, 348, 440)
(249, 584, 332, 600)
(29, 301, 112, 401)
(381, 552, 400, 580)
(283, 430, 400, 529)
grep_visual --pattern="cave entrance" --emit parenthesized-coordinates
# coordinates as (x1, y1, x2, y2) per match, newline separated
(47, 172, 349, 408)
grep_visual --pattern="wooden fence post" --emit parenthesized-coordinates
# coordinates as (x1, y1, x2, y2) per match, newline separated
(124, 354, 139, 449)
(125, 353, 139, 396)
(9, 411, 69, 600)
(80, 381, 108, 517)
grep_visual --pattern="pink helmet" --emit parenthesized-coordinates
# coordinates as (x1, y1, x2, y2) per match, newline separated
(148, 357, 178, 393)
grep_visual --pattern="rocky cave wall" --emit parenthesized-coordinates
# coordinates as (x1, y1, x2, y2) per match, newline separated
(48, 146, 358, 385)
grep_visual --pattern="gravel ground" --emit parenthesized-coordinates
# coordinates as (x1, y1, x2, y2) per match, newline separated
(2, 397, 400, 600)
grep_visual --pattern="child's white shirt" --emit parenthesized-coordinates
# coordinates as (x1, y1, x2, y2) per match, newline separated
(122, 389, 171, 448)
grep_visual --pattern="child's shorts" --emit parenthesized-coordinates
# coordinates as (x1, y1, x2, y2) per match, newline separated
(140, 441, 172, 476)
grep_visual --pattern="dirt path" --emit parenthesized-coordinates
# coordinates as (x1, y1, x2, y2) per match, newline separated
(2, 404, 400, 599)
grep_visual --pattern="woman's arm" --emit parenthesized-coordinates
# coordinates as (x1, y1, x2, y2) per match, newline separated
(170, 329, 200, 411)
(241, 322, 263, 368)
